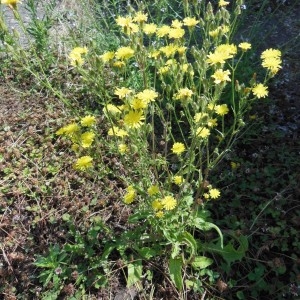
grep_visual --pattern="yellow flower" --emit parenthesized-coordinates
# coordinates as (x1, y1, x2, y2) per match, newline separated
(152, 199, 163, 211)
(239, 42, 251, 51)
(207, 51, 228, 65)
(133, 11, 148, 23)
(204, 193, 210, 199)
(115, 47, 134, 60)
(215, 104, 229, 116)
(81, 132, 95, 148)
(207, 118, 218, 127)
(194, 112, 208, 123)
(130, 98, 148, 110)
(69, 47, 88, 66)
(169, 28, 185, 39)
(118, 143, 128, 154)
(252, 83, 268, 98)
(149, 50, 161, 59)
(261, 48, 281, 60)
(81, 115, 96, 127)
(262, 57, 282, 74)
(114, 87, 133, 99)
(148, 185, 160, 196)
(113, 61, 125, 68)
(211, 69, 231, 84)
(171, 19, 183, 28)
(143, 23, 157, 35)
(100, 51, 115, 63)
(116, 16, 133, 27)
(108, 126, 128, 137)
(173, 176, 183, 185)
(156, 25, 171, 38)
(209, 188, 220, 199)
(161, 195, 177, 210)
(209, 28, 221, 38)
(177, 46, 187, 55)
(136, 89, 158, 103)
(171, 142, 185, 155)
(1, 0, 20, 8)
(124, 110, 145, 128)
(175, 88, 193, 101)
(155, 211, 164, 218)
(207, 103, 215, 111)
(196, 127, 210, 138)
(74, 156, 93, 171)
(231, 161, 240, 169)
(183, 17, 199, 27)
(124, 186, 136, 204)
(105, 104, 121, 115)
(158, 66, 170, 75)
(219, 0, 229, 7)
(159, 44, 177, 57)
(56, 123, 80, 136)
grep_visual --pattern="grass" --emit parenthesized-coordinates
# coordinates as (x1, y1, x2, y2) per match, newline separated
(0, 0, 299, 299)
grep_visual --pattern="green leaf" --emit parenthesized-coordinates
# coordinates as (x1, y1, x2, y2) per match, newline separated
(179, 231, 197, 257)
(128, 212, 149, 223)
(191, 256, 213, 270)
(169, 257, 183, 291)
(205, 235, 248, 265)
(194, 220, 223, 248)
(136, 247, 157, 259)
(127, 260, 142, 287)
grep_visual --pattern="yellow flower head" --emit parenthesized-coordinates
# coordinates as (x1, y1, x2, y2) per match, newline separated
(74, 156, 93, 171)
(171, 142, 185, 155)
(133, 11, 148, 23)
(143, 23, 157, 35)
(81, 132, 95, 148)
(159, 44, 178, 57)
(261, 48, 281, 60)
(173, 176, 183, 185)
(209, 188, 220, 199)
(252, 83, 268, 98)
(118, 143, 128, 154)
(152, 199, 163, 211)
(115, 47, 134, 60)
(168, 27, 185, 39)
(175, 88, 193, 101)
(155, 211, 164, 218)
(161, 195, 177, 210)
(130, 98, 147, 110)
(114, 87, 133, 99)
(261, 57, 282, 74)
(211, 69, 231, 84)
(106, 104, 121, 115)
(100, 51, 115, 63)
(171, 19, 183, 29)
(136, 89, 158, 103)
(69, 47, 88, 66)
(196, 127, 210, 138)
(56, 123, 80, 136)
(219, 0, 230, 7)
(156, 25, 171, 38)
(183, 17, 199, 27)
(148, 185, 160, 196)
(124, 110, 145, 128)
(124, 186, 136, 204)
(215, 104, 229, 116)
(81, 115, 96, 127)
(239, 42, 251, 51)
(108, 126, 128, 137)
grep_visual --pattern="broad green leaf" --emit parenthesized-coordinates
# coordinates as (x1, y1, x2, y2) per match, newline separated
(194, 220, 223, 248)
(205, 235, 248, 265)
(191, 256, 213, 270)
(127, 260, 143, 287)
(136, 247, 157, 259)
(179, 231, 197, 257)
(169, 257, 183, 291)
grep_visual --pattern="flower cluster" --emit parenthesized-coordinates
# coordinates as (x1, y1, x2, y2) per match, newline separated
(261, 48, 282, 75)
(56, 115, 96, 170)
(68, 47, 88, 67)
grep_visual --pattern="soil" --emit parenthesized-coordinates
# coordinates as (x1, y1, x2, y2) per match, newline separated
(0, 1, 300, 299)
